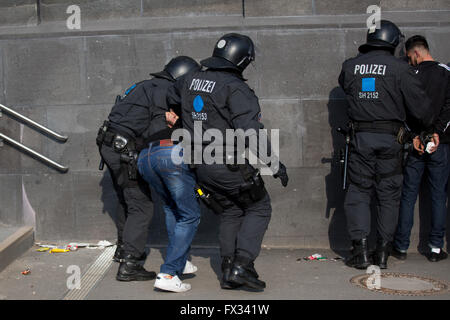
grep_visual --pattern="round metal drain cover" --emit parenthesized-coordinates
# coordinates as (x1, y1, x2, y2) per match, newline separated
(350, 272, 448, 296)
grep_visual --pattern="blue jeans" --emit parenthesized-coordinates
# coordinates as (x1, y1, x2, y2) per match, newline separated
(137, 143, 201, 276)
(394, 144, 450, 251)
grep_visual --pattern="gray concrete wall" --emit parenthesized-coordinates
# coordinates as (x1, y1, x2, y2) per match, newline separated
(0, 1, 449, 252)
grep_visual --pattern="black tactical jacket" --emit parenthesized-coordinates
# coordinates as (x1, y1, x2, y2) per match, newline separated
(166, 68, 273, 163)
(107, 77, 171, 140)
(339, 50, 433, 129)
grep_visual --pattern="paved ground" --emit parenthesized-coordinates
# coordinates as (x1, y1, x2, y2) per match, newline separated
(0, 244, 449, 301)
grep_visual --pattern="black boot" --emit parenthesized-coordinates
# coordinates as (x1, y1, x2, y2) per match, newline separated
(113, 241, 125, 263)
(247, 261, 259, 279)
(220, 256, 241, 290)
(346, 238, 371, 270)
(373, 240, 391, 269)
(116, 253, 156, 281)
(228, 256, 266, 290)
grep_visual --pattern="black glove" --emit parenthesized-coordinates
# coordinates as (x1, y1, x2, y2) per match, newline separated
(273, 162, 288, 187)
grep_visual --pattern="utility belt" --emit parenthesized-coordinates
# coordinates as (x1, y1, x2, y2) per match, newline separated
(194, 164, 266, 214)
(353, 120, 403, 136)
(96, 121, 136, 151)
(96, 120, 139, 183)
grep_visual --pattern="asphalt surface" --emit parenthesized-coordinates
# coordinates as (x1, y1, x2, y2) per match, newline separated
(0, 244, 449, 301)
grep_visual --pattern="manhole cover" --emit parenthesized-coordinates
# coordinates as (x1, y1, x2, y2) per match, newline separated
(350, 272, 448, 296)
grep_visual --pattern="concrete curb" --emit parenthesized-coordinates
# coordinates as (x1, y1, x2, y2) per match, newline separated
(0, 226, 34, 273)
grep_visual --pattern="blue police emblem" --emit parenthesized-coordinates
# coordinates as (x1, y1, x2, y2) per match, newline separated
(193, 95, 204, 112)
(362, 78, 375, 92)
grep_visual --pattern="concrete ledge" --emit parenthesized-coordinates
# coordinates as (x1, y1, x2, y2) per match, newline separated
(0, 226, 34, 273)
(0, 11, 449, 39)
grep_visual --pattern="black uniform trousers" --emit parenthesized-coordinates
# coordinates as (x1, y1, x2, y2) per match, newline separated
(195, 163, 272, 261)
(344, 132, 403, 243)
(100, 144, 153, 257)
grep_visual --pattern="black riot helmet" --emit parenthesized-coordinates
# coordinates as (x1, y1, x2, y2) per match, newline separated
(201, 33, 255, 72)
(151, 56, 200, 81)
(358, 20, 404, 54)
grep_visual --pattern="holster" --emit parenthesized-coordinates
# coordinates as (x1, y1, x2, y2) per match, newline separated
(397, 126, 414, 145)
(96, 121, 114, 147)
(120, 151, 139, 181)
(195, 184, 225, 215)
(97, 120, 140, 183)
(233, 165, 266, 206)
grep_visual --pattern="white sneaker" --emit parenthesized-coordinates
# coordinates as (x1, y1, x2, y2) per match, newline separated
(154, 273, 191, 293)
(183, 260, 198, 274)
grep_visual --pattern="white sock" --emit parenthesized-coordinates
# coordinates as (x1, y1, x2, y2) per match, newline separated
(431, 248, 441, 254)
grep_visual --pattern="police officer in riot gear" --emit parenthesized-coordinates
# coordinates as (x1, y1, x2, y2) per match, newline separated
(166, 33, 288, 290)
(338, 20, 433, 270)
(97, 56, 200, 281)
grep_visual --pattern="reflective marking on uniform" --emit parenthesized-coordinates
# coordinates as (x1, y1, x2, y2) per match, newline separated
(189, 78, 216, 93)
(444, 121, 450, 133)
(124, 84, 136, 96)
(438, 63, 450, 71)
(354, 64, 386, 75)
(362, 78, 376, 92)
(193, 95, 204, 112)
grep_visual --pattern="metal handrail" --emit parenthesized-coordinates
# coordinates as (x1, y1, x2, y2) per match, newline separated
(0, 132, 69, 173)
(0, 104, 68, 142)
(0, 104, 69, 173)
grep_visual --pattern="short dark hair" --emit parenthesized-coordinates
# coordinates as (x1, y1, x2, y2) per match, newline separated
(405, 35, 429, 52)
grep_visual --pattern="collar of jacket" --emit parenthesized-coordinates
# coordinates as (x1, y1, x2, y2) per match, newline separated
(206, 67, 247, 81)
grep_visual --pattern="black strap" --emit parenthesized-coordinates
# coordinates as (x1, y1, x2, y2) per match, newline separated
(353, 121, 403, 136)
(102, 131, 115, 147)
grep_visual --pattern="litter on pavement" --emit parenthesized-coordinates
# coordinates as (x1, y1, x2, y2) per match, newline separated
(35, 240, 114, 253)
(297, 254, 344, 262)
(21, 268, 31, 275)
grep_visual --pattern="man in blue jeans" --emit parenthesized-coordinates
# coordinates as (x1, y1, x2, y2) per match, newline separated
(137, 56, 202, 292)
(392, 35, 450, 262)
(138, 139, 201, 292)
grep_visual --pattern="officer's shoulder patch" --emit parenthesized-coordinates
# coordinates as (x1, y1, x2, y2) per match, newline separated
(124, 83, 137, 96)
(438, 63, 450, 72)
